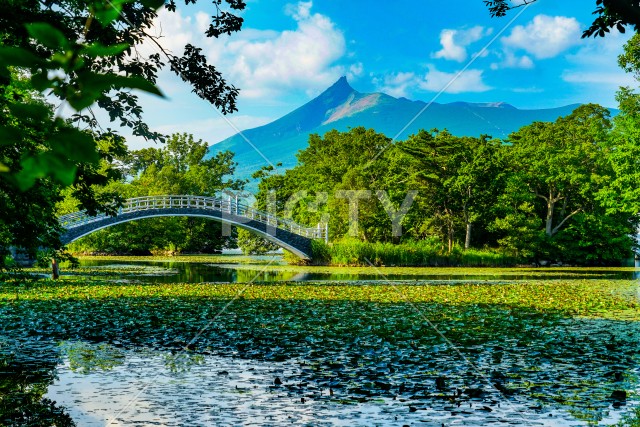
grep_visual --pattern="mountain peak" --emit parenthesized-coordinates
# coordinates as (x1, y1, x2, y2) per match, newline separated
(209, 78, 583, 191)
(331, 75, 352, 90)
(317, 76, 355, 102)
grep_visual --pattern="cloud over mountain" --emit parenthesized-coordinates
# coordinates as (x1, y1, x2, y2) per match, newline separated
(501, 15, 581, 59)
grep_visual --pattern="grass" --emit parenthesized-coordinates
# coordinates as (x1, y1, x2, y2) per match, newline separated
(206, 262, 639, 277)
(309, 240, 523, 267)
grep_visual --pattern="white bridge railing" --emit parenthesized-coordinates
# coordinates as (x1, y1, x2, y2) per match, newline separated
(59, 195, 328, 241)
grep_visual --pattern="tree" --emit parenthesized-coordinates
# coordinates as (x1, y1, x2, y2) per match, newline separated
(508, 105, 612, 238)
(252, 128, 403, 243)
(0, 0, 243, 136)
(600, 34, 640, 216)
(399, 130, 503, 251)
(493, 104, 636, 262)
(0, 75, 127, 266)
(445, 136, 504, 249)
(0, 0, 246, 264)
(1, 0, 245, 185)
(236, 228, 279, 255)
(66, 133, 244, 255)
(129, 133, 243, 196)
(485, 0, 640, 38)
(399, 130, 461, 252)
(598, 88, 640, 215)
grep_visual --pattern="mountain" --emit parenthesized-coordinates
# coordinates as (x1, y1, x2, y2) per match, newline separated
(208, 76, 581, 186)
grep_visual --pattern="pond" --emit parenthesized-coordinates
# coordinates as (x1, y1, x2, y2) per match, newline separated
(72, 255, 640, 283)
(1, 258, 639, 426)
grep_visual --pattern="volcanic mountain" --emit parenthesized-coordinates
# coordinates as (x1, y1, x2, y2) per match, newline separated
(208, 77, 579, 185)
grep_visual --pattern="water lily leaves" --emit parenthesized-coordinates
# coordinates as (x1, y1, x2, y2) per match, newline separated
(1, 271, 639, 424)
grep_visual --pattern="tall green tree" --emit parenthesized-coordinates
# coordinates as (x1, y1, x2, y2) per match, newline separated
(507, 104, 612, 239)
(599, 34, 640, 216)
(1, 0, 243, 142)
(399, 130, 461, 252)
(599, 88, 640, 215)
(399, 130, 503, 251)
(252, 127, 406, 243)
(0, 76, 126, 266)
(67, 133, 244, 254)
(493, 104, 636, 262)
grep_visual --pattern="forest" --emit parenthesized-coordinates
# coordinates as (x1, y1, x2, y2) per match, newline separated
(65, 98, 640, 265)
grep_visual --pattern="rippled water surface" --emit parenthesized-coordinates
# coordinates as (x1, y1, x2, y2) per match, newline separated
(44, 343, 637, 426)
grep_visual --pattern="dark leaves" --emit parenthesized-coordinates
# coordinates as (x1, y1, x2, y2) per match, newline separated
(169, 44, 239, 114)
(26, 23, 71, 50)
(206, 12, 244, 38)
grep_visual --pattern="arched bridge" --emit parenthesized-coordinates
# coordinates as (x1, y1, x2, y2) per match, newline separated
(58, 195, 328, 259)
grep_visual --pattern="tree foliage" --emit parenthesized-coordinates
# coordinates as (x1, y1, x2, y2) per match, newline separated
(490, 104, 637, 262)
(0, 0, 246, 263)
(66, 133, 244, 255)
(399, 131, 503, 251)
(250, 107, 637, 264)
(0, 76, 127, 266)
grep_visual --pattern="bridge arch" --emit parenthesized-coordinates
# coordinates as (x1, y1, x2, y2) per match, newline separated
(59, 196, 328, 260)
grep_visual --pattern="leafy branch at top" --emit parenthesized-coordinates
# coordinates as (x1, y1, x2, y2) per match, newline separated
(0, 0, 246, 190)
(0, 1, 164, 189)
(484, 0, 640, 37)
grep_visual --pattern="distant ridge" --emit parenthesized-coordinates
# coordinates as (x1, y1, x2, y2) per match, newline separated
(208, 77, 581, 188)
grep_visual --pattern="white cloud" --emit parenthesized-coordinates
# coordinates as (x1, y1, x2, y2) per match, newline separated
(564, 30, 631, 69)
(560, 30, 635, 107)
(512, 86, 544, 94)
(501, 15, 581, 59)
(126, 115, 274, 150)
(285, 1, 313, 20)
(375, 72, 417, 98)
(419, 66, 491, 94)
(146, 2, 352, 101)
(490, 51, 534, 70)
(375, 66, 491, 97)
(433, 26, 492, 62)
(562, 71, 634, 85)
(347, 62, 364, 80)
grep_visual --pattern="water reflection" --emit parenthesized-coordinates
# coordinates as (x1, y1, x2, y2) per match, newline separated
(4, 257, 638, 425)
(75, 258, 640, 284)
(43, 341, 638, 426)
(0, 297, 637, 426)
(0, 340, 75, 426)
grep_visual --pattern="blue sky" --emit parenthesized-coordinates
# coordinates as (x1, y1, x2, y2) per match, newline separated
(127, 0, 636, 149)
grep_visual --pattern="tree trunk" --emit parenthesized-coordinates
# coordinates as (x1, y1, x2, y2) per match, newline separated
(463, 203, 471, 250)
(465, 222, 472, 249)
(51, 258, 59, 280)
(447, 222, 454, 253)
(545, 200, 555, 237)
